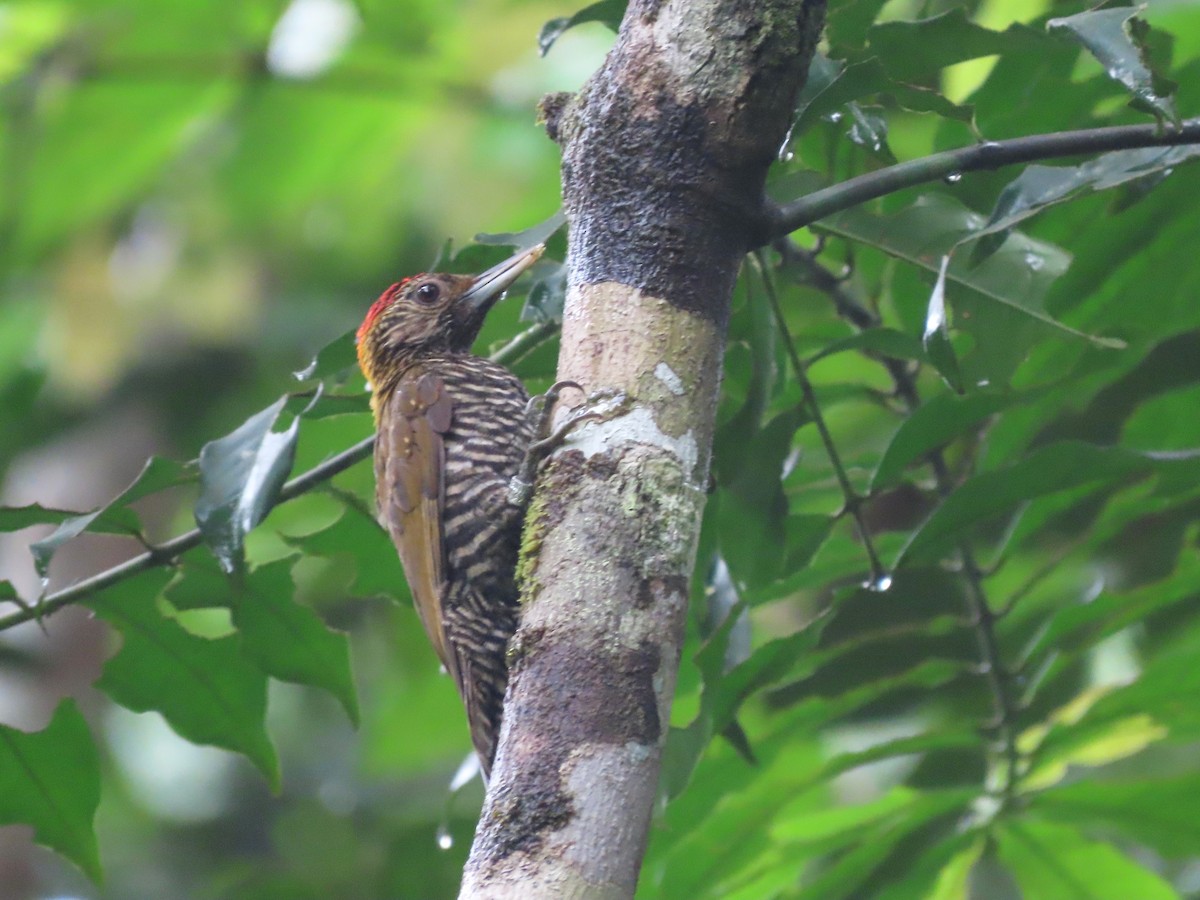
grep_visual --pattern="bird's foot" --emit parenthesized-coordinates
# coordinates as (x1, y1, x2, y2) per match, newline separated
(507, 383, 629, 505)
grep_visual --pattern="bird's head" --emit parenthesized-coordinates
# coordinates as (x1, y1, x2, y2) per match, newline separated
(356, 244, 544, 398)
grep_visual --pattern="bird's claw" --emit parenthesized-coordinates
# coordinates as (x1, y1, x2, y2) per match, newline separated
(507, 384, 630, 505)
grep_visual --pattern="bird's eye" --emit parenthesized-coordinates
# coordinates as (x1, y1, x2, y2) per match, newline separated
(414, 282, 441, 304)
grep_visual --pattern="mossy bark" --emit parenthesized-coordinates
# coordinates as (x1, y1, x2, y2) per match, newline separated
(460, 2, 826, 897)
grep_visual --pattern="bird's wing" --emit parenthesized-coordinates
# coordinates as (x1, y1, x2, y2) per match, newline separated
(376, 370, 459, 685)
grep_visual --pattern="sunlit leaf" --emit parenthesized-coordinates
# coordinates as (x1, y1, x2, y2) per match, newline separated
(1032, 775, 1200, 859)
(996, 819, 1176, 900)
(868, 10, 1050, 81)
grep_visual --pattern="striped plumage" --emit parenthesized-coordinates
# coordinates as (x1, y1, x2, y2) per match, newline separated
(356, 247, 543, 777)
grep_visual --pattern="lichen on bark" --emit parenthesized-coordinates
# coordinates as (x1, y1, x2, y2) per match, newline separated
(461, 2, 827, 898)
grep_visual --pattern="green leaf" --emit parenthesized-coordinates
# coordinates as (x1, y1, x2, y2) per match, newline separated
(13, 80, 231, 260)
(996, 819, 1177, 900)
(1048, 8, 1178, 125)
(234, 559, 359, 725)
(0, 504, 90, 533)
(293, 331, 359, 385)
(868, 11, 1050, 81)
(971, 147, 1200, 266)
(897, 442, 1200, 565)
(1032, 775, 1200, 859)
(816, 193, 1120, 388)
(89, 571, 279, 786)
(717, 408, 806, 590)
(195, 396, 300, 574)
(792, 789, 973, 900)
(522, 258, 567, 322)
(475, 209, 567, 249)
(0, 700, 101, 882)
(872, 392, 1026, 491)
(1038, 626, 1200, 753)
(282, 505, 406, 600)
(772, 785, 919, 843)
(791, 56, 972, 140)
(537, 0, 625, 56)
(29, 457, 193, 581)
(809, 327, 926, 366)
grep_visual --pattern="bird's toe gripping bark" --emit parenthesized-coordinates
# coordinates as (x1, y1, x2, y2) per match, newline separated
(507, 382, 628, 506)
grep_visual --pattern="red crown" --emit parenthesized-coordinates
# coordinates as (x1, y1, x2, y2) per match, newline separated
(356, 278, 413, 343)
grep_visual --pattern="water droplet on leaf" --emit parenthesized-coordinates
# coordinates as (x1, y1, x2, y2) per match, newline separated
(865, 573, 893, 593)
(944, 171, 962, 184)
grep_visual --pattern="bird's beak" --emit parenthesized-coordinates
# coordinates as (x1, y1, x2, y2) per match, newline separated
(460, 244, 545, 311)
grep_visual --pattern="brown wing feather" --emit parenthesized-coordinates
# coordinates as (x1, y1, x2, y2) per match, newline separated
(375, 370, 459, 686)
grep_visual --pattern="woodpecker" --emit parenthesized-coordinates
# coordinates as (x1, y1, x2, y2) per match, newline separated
(356, 245, 545, 778)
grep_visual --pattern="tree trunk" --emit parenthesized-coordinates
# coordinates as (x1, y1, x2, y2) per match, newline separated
(460, 2, 826, 896)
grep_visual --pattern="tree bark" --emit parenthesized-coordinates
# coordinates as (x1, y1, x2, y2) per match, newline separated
(460, 2, 826, 896)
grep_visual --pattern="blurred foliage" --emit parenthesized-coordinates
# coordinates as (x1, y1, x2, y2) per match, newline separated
(2, 0, 1200, 898)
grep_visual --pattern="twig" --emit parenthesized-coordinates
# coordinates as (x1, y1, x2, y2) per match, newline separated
(751, 250, 887, 585)
(760, 117, 1200, 242)
(0, 323, 559, 631)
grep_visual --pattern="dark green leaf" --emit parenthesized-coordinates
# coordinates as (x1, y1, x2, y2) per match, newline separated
(898, 442, 1200, 565)
(30, 457, 193, 580)
(872, 392, 1026, 491)
(868, 11, 1051, 81)
(845, 103, 893, 161)
(475, 209, 567, 248)
(718, 408, 806, 590)
(971, 147, 1200, 266)
(234, 559, 359, 725)
(89, 571, 279, 786)
(809, 327, 926, 366)
(791, 57, 973, 140)
(537, 0, 625, 56)
(816, 194, 1121, 390)
(293, 331, 359, 385)
(521, 258, 567, 322)
(195, 396, 300, 574)
(0, 700, 101, 882)
(1048, 8, 1178, 124)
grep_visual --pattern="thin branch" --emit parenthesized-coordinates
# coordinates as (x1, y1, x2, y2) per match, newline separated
(0, 323, 559, 632)
(752, 250, 887, 585)
(761, 117, 1200, 241)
